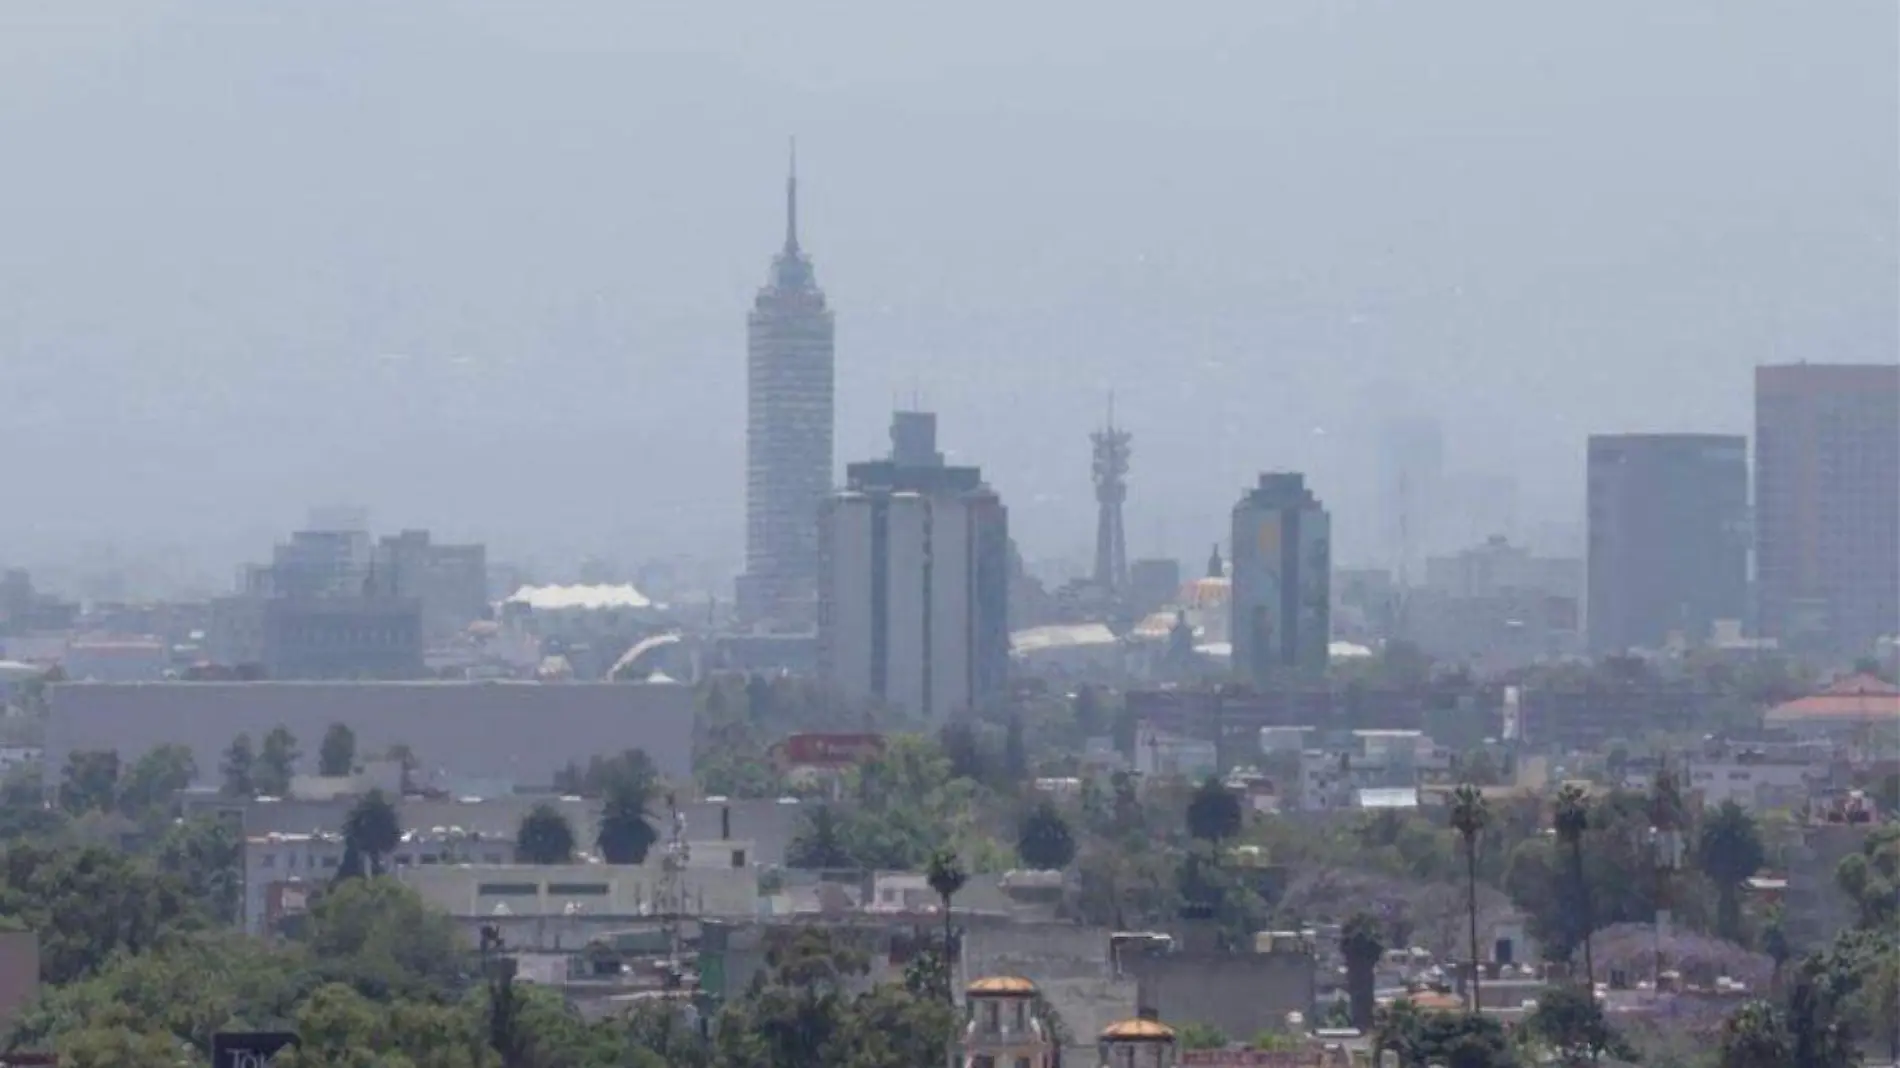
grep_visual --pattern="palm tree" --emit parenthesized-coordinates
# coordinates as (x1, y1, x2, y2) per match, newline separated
(516, 803, 577, 864)
(1450, 782, 1490, 1015)
(1341, 911, 1385, 1033)
(1553, 783, 1596, 994)
(342, 788, 401, 876)
(926, 847, 967, 1006)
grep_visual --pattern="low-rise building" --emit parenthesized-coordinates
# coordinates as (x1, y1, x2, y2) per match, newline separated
(399, 861, 759, 949)
(46, 678, 696, 790)
(1296, 731, 1447, 812)
(1620, 741, 1826, 813)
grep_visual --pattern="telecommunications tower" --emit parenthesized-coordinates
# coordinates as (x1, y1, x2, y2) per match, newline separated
(1091, 398, 1131, 594)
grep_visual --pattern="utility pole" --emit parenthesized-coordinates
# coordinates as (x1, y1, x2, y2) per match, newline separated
(1649, 760, 1684, 995)
(658, 793, 690, 986)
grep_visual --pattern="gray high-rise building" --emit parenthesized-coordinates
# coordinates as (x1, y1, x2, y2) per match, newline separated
(818, 413, 1009, 721)
(1586, 434, 1748, 653)
(1231, 473, 1332, 682)
(1755, 364, 1900, 653)
(737, 149, 835, 628)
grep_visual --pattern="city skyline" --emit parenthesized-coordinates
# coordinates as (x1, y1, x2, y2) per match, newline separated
(0, 1, 1893, 596)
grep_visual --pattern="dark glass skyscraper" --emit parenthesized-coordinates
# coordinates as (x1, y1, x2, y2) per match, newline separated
(737, 150, 835, 627)
(1585, 434, 1748, 653)
(1231, 472, 1332, 681)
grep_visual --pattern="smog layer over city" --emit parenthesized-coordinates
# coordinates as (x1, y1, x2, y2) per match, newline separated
(0, 3, 1893, 1067)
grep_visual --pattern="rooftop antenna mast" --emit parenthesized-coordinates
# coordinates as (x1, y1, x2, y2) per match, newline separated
(658, 793, 690, 983)
(1090, 392, 1132, 594)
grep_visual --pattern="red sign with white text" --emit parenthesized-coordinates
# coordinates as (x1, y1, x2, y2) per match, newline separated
(772, 733, 886, 769)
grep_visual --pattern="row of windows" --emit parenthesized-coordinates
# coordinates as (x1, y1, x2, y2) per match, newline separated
(478, 881, 612, 897)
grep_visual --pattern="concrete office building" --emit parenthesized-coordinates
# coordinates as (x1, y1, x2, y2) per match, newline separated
(209, 524, 483, 677)
(45, 679, 694, 789)
(1586, 434, 1748, 652)
(1755, 364, 1900, 654)
(818, 413, 1008, 721)
(737, 150, 835, 628)
(261, 595, 424, 680)
(375, 530, 489, 640)
(1230, 473, 1332, 681)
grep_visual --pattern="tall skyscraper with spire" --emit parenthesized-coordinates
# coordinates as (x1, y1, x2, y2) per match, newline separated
(737, 144, 835, 628)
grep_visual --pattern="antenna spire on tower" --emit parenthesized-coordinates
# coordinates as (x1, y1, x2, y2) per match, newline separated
(785, 136, 800, 253)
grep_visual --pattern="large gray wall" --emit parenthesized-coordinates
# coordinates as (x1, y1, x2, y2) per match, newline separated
(1129, 951, 1316, 1039)
(46, 680, 694, 788)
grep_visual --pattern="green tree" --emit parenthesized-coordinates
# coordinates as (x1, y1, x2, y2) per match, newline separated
(117, 744, 197, 820)
(1526, 983, 1631, 1065)
(58, 749, 120, 815)
(516, 803, 577, 864)
(0, 842, 200, 984)
(1372, 997, 1424, 1066)
(1718, 999, 1791, 1068)
(786, 804, 855, 870)
(1186, 776, 1241, 842)
(1835, 823, 1900, 929)
(1175, 1020, 1226, 1050)
(1697, 799, 1766, 942)
(1341, 911, 1384, 1032)
(1015, 798, 1076, 870)
(925, 848, 966, 1006)
(0, 764, 65, 841)
(318, 723, 357, 777)
(220, 733, 257, 798)
(713, 926, 866, 1067)
(275, 980, 489, 1068)
(256, 726, 301, 796)
(295, 877, 466, 1001)
(1450, 782, 1490, 1015)
(155, 815, 243, 925)
(596, 778, 658, 864)
(8, 928, 304, 1058)
(341, 789, 401, 876)
(1552, 783, 1595, 990)
(555, 748, 659, 799)
(830, 981, 958, 1068)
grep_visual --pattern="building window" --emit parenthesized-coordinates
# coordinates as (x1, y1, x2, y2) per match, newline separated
(546, 883, 610, 896)
(731, 849, 747, 868)
(477, 882, 539, 897)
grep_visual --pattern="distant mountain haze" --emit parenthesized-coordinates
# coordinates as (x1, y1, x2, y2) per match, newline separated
(0, 0, 1892, 591)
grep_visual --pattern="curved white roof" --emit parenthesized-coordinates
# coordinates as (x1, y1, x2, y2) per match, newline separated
(505, 583, 650, 611)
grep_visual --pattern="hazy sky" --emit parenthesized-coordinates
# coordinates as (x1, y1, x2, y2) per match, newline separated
(2, 1, 1894, 593)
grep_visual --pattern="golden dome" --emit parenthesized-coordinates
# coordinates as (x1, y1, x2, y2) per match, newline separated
(1100, 1018, 1176, 1042)
(965, 975, 1039, 997)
